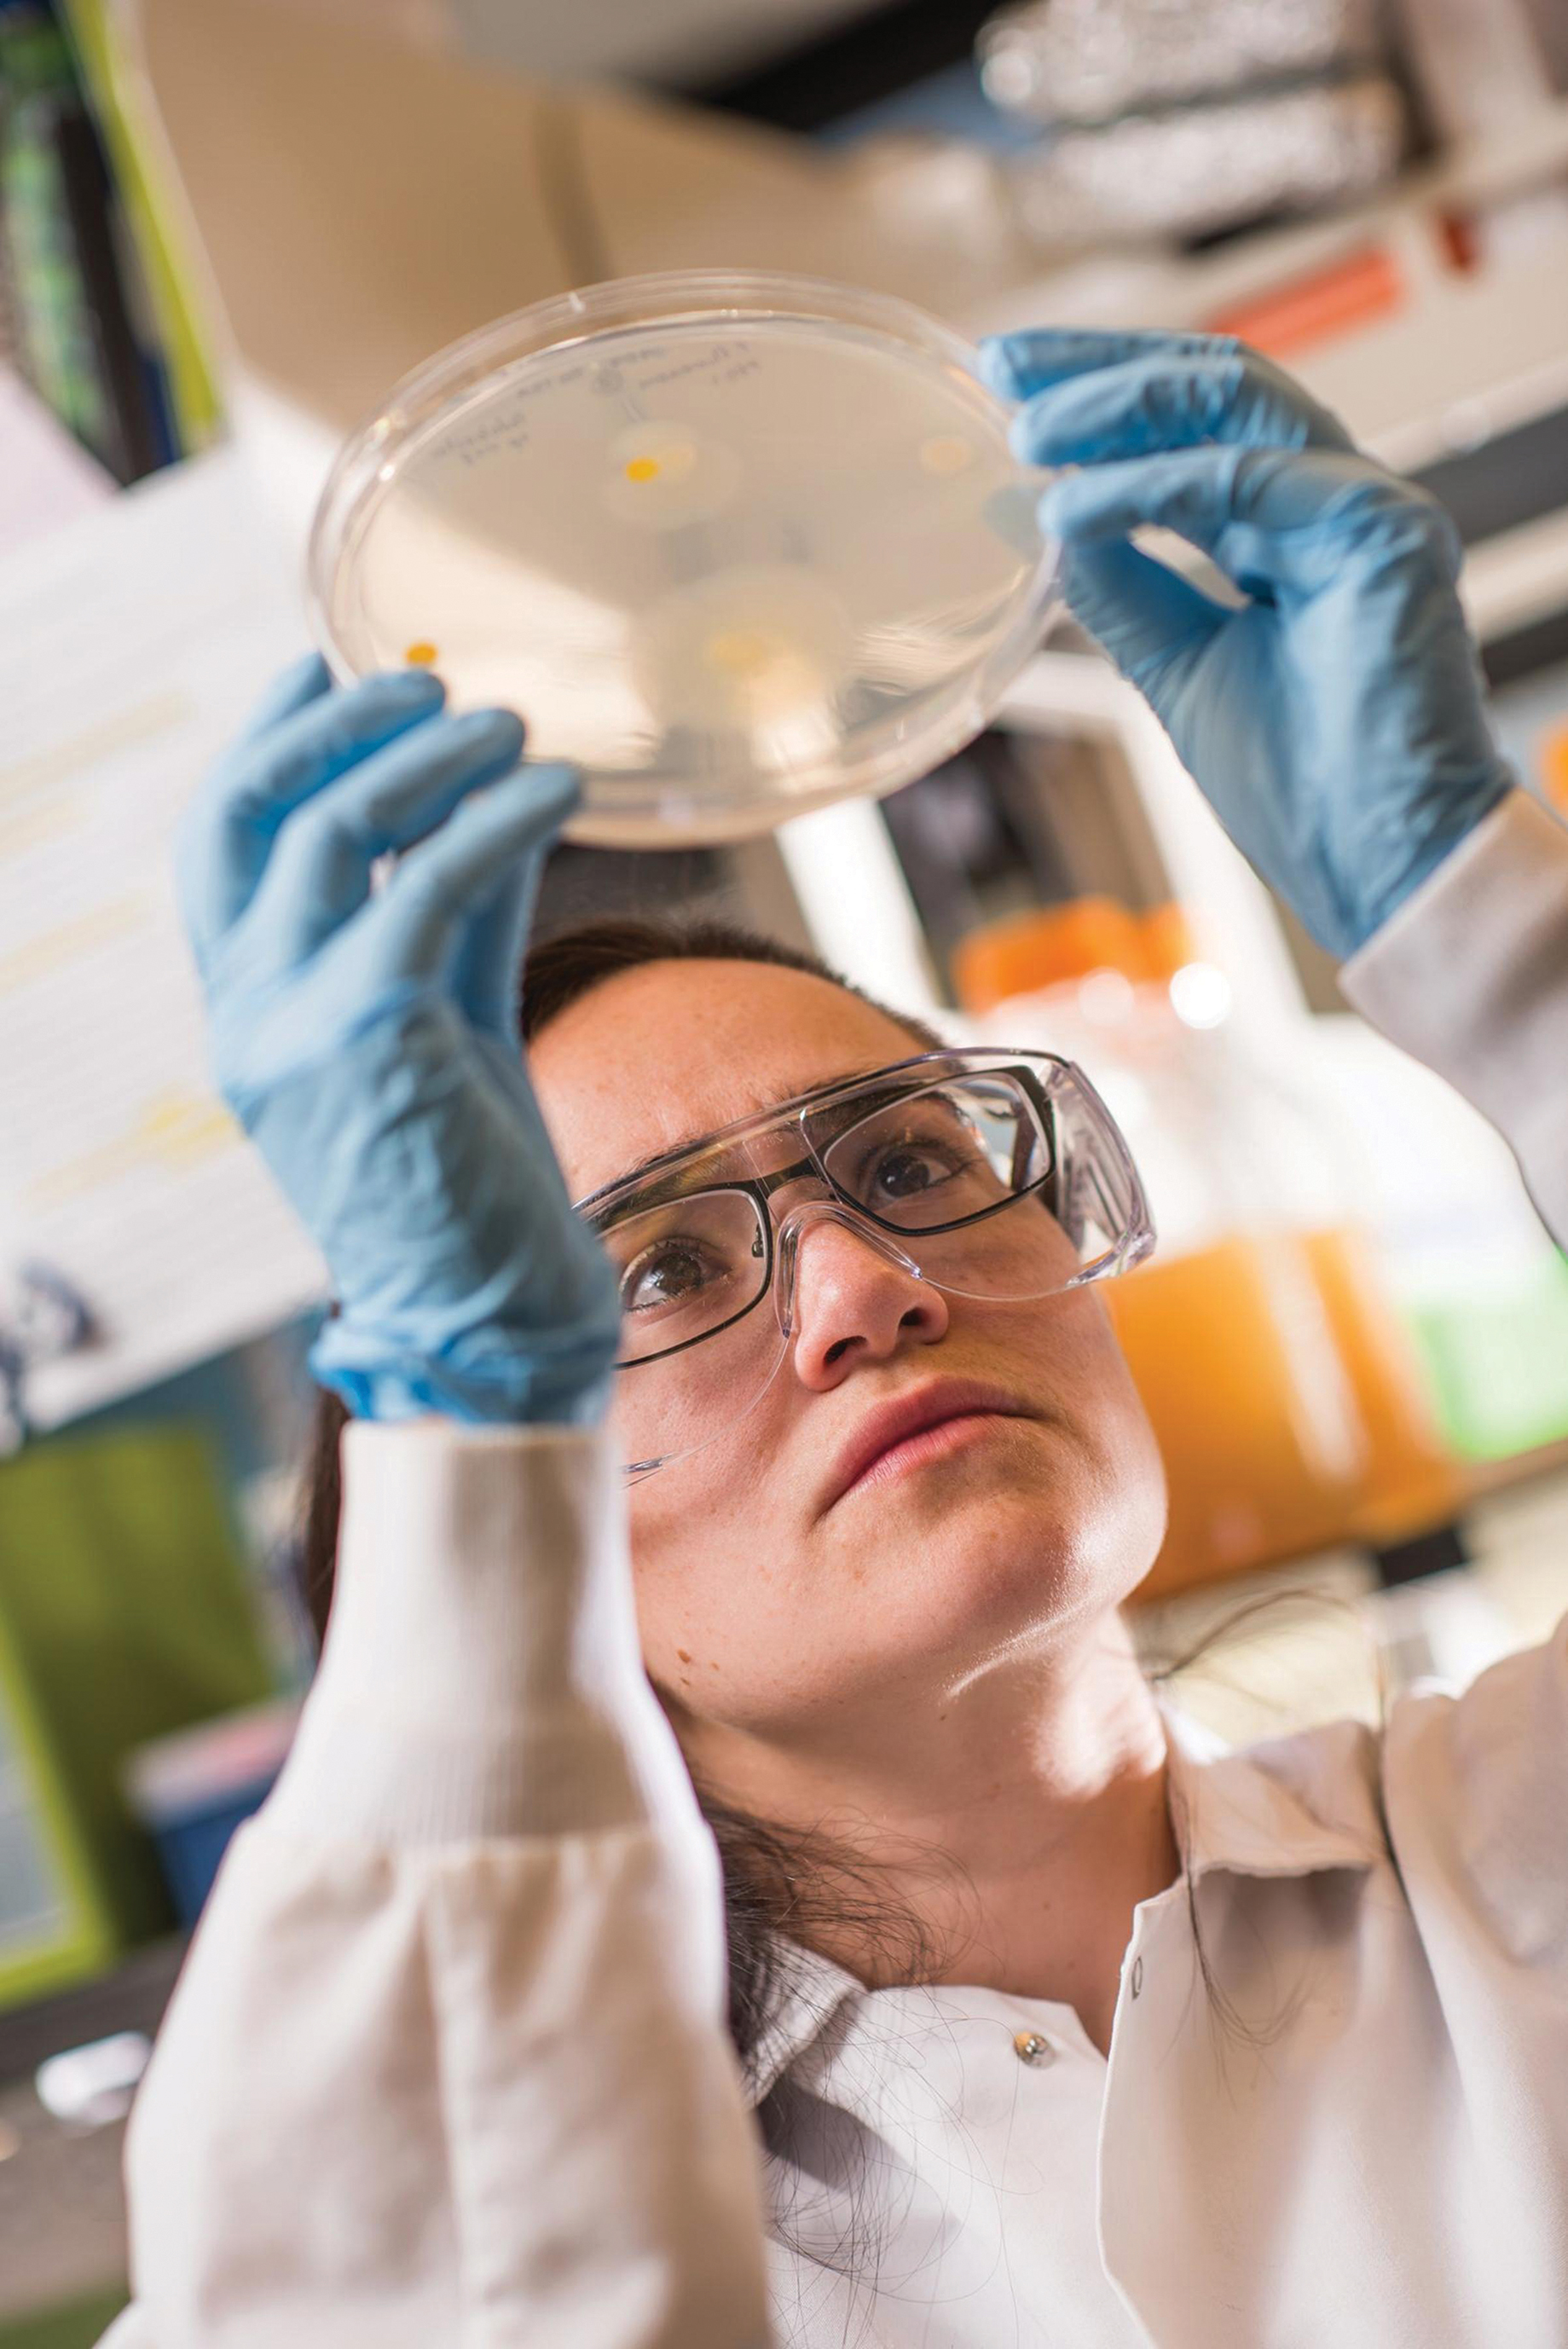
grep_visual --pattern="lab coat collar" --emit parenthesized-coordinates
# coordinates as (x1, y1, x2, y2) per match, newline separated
(743, 1941, 865, 2109)
(738, 1700, 1383, 2109)
(1158, 1696, 1386, 1885)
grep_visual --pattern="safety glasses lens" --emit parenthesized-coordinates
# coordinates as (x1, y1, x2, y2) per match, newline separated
(818, 1074, 1052, 1233)
(599, 1188, 769, 1367)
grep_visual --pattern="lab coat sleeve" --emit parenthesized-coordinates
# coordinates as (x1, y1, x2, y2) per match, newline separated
(1350, 790, 1568, 2033)
(1379, 1611, 1568, 2196)
(1339, 789, 1568, 1249)
(116, 1420, 772, 2348)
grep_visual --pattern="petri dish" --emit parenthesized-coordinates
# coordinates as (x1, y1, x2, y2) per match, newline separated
(308, 270, 1057, 848)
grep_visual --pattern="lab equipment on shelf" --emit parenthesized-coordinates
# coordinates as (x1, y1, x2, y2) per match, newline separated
(978, 0, 1386, 127)
(977, 0, 1403, 247)
(0, 1263, 94, 1456)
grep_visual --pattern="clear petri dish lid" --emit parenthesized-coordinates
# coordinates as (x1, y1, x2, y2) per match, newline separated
(308, 270, 1057, 848)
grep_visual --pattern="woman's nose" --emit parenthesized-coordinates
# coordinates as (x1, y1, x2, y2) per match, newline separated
(783, 1209, 950, 1390)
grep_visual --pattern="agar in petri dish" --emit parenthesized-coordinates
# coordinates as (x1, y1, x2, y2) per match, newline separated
(308, 271, 1058, 848)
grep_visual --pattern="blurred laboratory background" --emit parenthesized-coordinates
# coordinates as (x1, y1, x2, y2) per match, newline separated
(3, 0, 1568, 2335)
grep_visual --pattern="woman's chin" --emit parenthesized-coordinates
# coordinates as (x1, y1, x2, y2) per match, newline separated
(843, 1426, 1159, 1655)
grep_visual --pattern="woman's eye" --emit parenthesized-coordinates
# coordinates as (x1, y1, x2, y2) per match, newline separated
(869, 1141, 969, 1200)
(621, 1238, 719, 1315)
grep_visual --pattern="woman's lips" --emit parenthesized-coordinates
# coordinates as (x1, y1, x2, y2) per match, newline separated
(837, 1409, 1015, 1503)
(819, 1378, 1038, 1516)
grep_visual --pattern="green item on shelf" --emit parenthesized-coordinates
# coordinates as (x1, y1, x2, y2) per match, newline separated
(1410, 1250, 1568, 1461)
(0, 2287, 129, 2349)
(60, 0, 224, 454)
(0, 4, 114, 460)
(0, 1421, 275, 2011)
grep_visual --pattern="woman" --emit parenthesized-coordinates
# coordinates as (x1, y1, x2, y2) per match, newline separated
(108, 333, 1567, 2347)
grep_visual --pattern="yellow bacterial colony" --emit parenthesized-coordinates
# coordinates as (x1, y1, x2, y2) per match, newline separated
(919, 435, 975, 476)
(703, 630, 781, 676)
(604, 424, 740, 529)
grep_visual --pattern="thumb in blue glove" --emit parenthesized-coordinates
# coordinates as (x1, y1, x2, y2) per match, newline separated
(176, 653, 620, 1425)
(980, 328, 1513, 959)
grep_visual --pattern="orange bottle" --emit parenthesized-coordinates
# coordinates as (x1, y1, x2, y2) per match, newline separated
(1135, 906, 1461, 1559)
(1302, 1227, 1461, 1546)
(1539, 724, 1568, 823)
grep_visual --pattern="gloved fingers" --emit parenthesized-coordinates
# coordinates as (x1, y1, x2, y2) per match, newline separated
(229, 649, 333, 748)
(176, 667, 444, 969)
(979, 327, 1247, 403)
(242, 708, 527, 970)
(1039, 443, 1417, 601)
(1056, 538, 1229, 687)
(359, 760, 581, 992)
(1006, 350, 1353, 473)
(448, 795, 564, 1043)
(448, 755, 584, 1040)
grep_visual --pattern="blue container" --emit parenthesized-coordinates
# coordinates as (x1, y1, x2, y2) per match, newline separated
(124, 1699, 301, 1926)
(143, 1776, 280, 1924)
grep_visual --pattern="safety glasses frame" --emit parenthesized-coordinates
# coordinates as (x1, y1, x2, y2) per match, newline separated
(575, 1048, 1146, 1373)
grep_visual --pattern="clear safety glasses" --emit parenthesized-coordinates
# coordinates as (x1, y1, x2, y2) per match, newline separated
(575, 1048, 1154, 1479)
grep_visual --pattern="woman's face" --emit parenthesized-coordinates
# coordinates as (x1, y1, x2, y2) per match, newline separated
(532, 958, 1166, 1746)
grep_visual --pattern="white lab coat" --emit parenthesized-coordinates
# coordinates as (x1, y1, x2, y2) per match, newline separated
(106, 792, 1568, 2348)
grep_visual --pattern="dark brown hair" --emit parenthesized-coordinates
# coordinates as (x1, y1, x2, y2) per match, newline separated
(297, 914, 948, 2071)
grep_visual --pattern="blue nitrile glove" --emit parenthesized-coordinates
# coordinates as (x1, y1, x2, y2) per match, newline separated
(979, 328, 1513, 958)
(176, 653, 620, 1424)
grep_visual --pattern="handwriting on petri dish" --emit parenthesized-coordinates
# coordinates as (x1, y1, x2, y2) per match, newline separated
(437, 338, 766, 470)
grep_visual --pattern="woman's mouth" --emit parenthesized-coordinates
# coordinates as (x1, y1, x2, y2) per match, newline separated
(838, 1409, 1015, 1503)
(822, 1380, 1035, 1513)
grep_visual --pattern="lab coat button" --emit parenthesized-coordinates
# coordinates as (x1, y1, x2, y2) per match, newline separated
(1131, 1957, 1144, 1999)
(1013, 2030, 1055, 2068)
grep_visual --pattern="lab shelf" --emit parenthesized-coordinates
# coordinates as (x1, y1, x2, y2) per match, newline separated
(1464, 1429, 1568, 1499)
(0, 1938, 185, 2090)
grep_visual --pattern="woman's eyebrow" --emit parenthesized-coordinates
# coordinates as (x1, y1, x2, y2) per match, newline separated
(589, 1057, 906, 1202)
(603, 1144, 767, 1215)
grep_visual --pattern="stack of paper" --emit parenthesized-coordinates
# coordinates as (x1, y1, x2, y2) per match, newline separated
(0, 450, 327, 1428)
